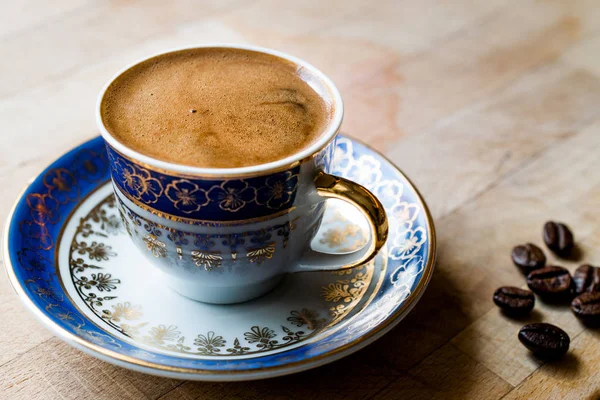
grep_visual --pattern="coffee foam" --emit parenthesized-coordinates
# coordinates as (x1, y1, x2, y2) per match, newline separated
(101, 48, 332, 168)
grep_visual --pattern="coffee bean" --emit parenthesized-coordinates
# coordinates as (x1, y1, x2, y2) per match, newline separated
(511, 243, 546, 274)
(573, 264, 600, 295)
(543, 221, 574, 255)
(518, 323, 570, 359)
(571, 292, 600, 324)
(526, 266, 573, 299)
(493, 287, 535, 315)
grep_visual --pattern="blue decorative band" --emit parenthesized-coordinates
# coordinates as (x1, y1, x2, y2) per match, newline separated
(106, 145, 302, 222)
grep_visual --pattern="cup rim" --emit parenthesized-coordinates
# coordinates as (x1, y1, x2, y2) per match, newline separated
(96, 43, 344, 177)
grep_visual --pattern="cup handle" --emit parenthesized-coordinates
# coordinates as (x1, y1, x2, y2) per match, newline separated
(288, 172, 389, 272)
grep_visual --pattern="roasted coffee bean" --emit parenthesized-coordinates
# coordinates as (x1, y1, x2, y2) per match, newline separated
(518, 323, 570, 359)
(526, 266, 572, 299)
(493, 287, 535, 315)
(571, 292, 600, 324)
(543, 221, 574, 255)
(511, 243, 546, 274)
(573, 264, 600, 295)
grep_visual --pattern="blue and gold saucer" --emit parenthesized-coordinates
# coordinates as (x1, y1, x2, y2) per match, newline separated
(3, 135, 435, 381)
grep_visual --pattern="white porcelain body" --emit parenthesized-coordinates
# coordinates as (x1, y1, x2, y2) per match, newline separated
(112, 159, 331, 303)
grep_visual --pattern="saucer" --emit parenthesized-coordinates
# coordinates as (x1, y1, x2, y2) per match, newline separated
(4, 135, 436, 381)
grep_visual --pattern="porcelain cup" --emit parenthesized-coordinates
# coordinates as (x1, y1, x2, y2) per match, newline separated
(96, 44, 388, 304)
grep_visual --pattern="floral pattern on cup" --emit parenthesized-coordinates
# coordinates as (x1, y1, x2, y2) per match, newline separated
(165, 179, 209, 214)
(116, 193, 303, 269)
(255, 171, 298, 210)
(106, 145, 304, 221)
(112, 156, 163, 204)
(206, 181, 256, 212)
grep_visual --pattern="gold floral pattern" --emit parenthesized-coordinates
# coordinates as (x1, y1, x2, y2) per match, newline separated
(344, 224, 362, 237)
(319, 224, 367, 253)
(127, 311, 319, 356)
(103, 215, 122, 235)
(107, 302, 143, 322)
(338, 239, 368, 253)
(19, 220, 53, 250)
(255, 171, 298, 210)
(42, 168, 78, 204)
(66, 189, 381, 358)
(226, 338, 250, 355)
(322, 282, 362, 303)
(244, 326, 278, 349)
(116, 195, 299, 268)
(108, 146, 301, 220)
(144, 325, 180, 345)
(319, 229, 346, 247)
(90, 273, 119, 291)
(74, 327, 120, 348)
(76, 272, 120, 292)
(246, 243, 276, 264)
(26, 193, 60, 225)
(114, 159, 163, 204)
(72, 241, 116, 261)
(322, 209, 349, 224)
(321, 265, 372, 322)
(194, 332, 226, 355)
(120, 322, 147, 337)
(190, 251, 222, 271)
(165, 179, 209, 214)
(206, 181, 256, 212)
(287, 309, 327, 330)
(143, 234, 167, 258)
(73, 147, 108, 182)
(55, 309, 75, 322)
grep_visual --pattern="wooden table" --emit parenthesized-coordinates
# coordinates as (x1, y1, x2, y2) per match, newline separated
(2, 1, 600, 398)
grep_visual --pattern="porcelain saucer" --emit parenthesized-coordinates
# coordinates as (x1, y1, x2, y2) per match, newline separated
(4, 135, 435, 381)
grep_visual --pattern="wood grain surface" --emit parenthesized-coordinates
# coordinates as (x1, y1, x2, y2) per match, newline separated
(1, 1, 600, 399)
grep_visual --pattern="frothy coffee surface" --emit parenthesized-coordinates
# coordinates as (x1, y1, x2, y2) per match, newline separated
(101, 48, 331, 168)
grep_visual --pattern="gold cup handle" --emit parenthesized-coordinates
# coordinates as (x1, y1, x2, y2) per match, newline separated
(290, 172, 389, 272)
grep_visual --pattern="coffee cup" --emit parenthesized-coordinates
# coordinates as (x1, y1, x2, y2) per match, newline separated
(96, 44, 388, 304)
